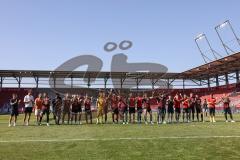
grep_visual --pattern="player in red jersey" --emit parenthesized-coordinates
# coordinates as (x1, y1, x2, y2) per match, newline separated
(182, 94, 190, 123)
(136, 93, 143, 124)
(84, 94, 92, 124)
(207, 94, 216, 123)
(71, 95, 79, 124)
(62, 93, 71, 124)
(221, 94, 235, 122)
(111, 93, 119, 124)
(77, 94, 83, 125)
(156, 93, 167, 124)
(39, 93, 51, 126)
(174, 93, 182, 123)
(189, 93, 196, 122)
(195, 95, 203, 122)
(118, 95, 128, 124)
(128, 93, 136, 123)
(143, 93, 153, 125)
(34, 93, 43, 125)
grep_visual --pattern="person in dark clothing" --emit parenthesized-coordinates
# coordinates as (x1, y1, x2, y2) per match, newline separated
(39, 93, 51, 126)
(221, 94, 235, 122)
(167, 95, 174, 123)
(195, 95, 203, 122)
(53, 93, 62, 125)
(9, 93, 21, 127)
(189, 93, 196, 122)
(84, 95, 93, 124)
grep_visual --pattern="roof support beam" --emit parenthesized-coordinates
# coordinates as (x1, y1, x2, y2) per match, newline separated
(14, 75, 22, 89)
(135, 77, 143, 92)
(34, 76, 39, 88)
(225, 73, 229, 85)
(104, 77, 109, 90)
(0, 76, 3, 89)
(151, 78, 159, 89)
(236, 70, 239, 84)
(183, 79, 185, 90)
(120, 77, 126, 89)
(87, 76, 91, 88)
(216, 75, 219, 87)
(207, 78, 210, 88)
(71, 76, 73, 88)
(190, 79, 202, 86)
(167, 79, 170, 89)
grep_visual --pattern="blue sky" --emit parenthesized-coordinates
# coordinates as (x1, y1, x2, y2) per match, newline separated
(0, 0, 240, 73)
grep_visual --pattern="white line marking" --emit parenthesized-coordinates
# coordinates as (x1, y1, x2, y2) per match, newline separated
(1, 136, 240, 143)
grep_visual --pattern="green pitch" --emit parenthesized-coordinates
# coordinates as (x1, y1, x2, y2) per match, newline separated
(0, 114, 240, 160)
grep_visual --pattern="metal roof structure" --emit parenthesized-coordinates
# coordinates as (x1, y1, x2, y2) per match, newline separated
(0, 52, 240, 89)
(181, 51, 240, 80)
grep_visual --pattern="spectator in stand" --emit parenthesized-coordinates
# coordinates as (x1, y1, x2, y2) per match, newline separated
(9, 93, 21, 127)
(23, 90, 34, 126)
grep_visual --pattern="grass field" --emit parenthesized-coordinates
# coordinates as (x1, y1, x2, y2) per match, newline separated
(0, 114, 240, 160)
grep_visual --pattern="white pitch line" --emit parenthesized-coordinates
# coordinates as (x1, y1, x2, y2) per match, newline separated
(1, 136, 240, 143)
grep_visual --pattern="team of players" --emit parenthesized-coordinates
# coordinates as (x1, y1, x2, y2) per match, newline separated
(8, 90, 235, 126)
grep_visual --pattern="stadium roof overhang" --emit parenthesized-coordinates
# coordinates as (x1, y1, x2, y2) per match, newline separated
(180, 52, 240, 80)
(0, 52, 240, 88)
(0, 70, 179, 80)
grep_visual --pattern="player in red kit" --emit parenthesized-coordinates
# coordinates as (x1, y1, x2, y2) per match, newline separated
(84, 95, 92, 124)
(174, 93, 182, 123)
(189, 93, 196, 122)
(221, 94, 235, 122)
(128, 93, 136, 124)
(182, 94, 190, 123)
(136, 93, 143, 124)
(143, 93, 153, 125)
(207, 94, 216, 123)
(195, 95, 203, 122)
(111, 94, 119, 124)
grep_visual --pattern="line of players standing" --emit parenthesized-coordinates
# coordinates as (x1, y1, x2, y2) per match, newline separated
(95, 91, 235, 124)
(95, 91, 205, 125)
(8, 90, 235, 126)
(8, 90, 94, 126)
